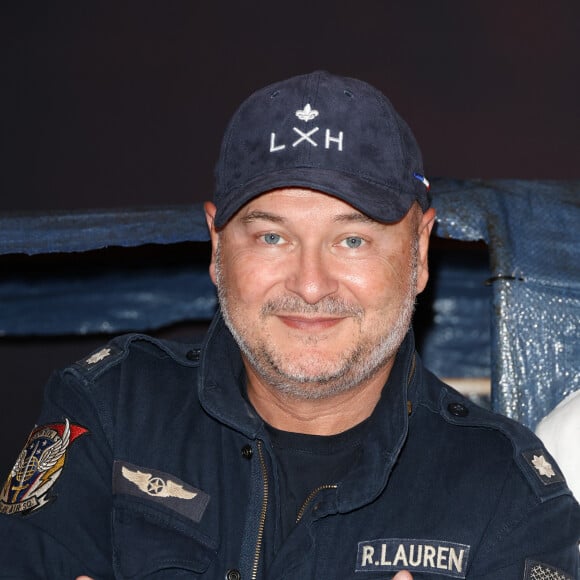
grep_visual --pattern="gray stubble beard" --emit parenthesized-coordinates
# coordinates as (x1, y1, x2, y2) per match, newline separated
(214, 238, 418, 400)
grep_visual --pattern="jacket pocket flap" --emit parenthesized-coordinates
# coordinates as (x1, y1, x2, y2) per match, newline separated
(112, 498, 217, 577)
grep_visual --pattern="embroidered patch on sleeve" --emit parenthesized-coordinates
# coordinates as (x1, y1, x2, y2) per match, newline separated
(0, 419, 88, 515)
(113, 460, 210, 523)
(355, 538, 470, 578)
(522, 449, 565, 485)
(524, 559, 574, 580)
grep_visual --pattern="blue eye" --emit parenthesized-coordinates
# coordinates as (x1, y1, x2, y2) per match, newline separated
(343, 236, 364, 249)
(263, 233, 282, 245)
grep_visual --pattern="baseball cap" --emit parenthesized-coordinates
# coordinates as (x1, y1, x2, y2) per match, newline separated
(213, 70, 430, 227)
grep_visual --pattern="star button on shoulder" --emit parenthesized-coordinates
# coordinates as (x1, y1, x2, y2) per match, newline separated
(522, 449, 564, 486)
(531, 454, 555, 478)
(86, 348, 112, 365)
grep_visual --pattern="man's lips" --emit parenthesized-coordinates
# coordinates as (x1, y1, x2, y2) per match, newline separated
(277, 315, 345, 331)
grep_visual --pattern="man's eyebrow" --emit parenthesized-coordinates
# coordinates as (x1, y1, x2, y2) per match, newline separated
(333, 212, 378, 225)
(240, 210, 286, 224)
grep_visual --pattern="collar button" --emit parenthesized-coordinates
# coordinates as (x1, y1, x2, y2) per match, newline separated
(186, 349, 200, 362)
(448, 402, 469, 417)
(241, 444, 253, 459)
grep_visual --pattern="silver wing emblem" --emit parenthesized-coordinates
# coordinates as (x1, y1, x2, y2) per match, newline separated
(38, 418, 71, 472)
(10, 447, 28, 479)
(121, 466, 197, 499)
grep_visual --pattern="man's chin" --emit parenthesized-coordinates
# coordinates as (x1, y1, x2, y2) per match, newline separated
(270, 352, 349, 380)
(263, 358, 359, 393)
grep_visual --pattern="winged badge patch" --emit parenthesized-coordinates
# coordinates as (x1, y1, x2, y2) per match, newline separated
(122, 465, 197, 499)
(0, 419, 88, 515)
(113, 460, 210, 523)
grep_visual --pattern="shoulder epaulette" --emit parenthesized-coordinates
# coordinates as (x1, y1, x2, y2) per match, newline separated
(439, 387, 572, 502)
(65, 333, 202, 382)
(66, 334, 143, 380)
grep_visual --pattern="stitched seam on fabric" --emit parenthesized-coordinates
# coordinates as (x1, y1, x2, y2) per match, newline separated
(466, 459, 515, 563)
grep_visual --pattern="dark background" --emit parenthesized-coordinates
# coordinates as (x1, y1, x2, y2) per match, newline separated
(1, 2, 579, 473)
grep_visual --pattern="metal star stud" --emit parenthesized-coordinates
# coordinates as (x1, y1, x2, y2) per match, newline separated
(86, 348, 112, 365)
(531, 454, 555, 478)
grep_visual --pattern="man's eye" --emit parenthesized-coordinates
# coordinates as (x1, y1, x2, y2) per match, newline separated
(342, 236, 364, 249)
(262, 233, 282, 245)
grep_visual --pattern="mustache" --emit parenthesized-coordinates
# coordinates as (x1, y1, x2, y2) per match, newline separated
(261, 296, 363, 318)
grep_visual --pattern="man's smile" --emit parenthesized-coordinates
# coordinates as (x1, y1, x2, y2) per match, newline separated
(276, 314, 347, 331)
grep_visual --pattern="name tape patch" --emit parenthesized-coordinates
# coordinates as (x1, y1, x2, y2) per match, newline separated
(355, 538, 470, 578)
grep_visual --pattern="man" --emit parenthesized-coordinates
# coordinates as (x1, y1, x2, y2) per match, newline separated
(0, 71, 578, 579)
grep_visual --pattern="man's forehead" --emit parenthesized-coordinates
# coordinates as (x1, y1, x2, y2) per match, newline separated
(237, 187, 373, 218)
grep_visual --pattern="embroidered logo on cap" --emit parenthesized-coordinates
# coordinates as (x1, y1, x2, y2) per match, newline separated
(524, 559, 573, 580)
(269, 106, 344, 153)
(295, 103, 319, 122)
(113, 460, 210, 523)
(355, 538, 470, 578)
(0, 419, 88, 515)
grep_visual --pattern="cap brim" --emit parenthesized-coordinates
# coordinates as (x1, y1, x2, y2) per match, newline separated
(214, 167, 420, 228)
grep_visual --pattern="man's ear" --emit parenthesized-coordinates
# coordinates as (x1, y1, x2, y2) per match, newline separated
(415, 207, 436, 295)
(204, 201, 219, 285)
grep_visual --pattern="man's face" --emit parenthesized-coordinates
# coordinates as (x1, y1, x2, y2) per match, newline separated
(206, 188, 434, 400)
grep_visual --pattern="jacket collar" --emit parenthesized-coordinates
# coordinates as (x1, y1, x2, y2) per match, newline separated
(198, 311, 264, 437)
(199, 310, 418, 505)
(335, 325, 418, 511)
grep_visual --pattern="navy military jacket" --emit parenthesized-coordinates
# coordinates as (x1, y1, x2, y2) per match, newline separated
(1, 313, 578, 579)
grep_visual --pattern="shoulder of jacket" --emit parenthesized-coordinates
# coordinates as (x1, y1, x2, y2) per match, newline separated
(422, 371, 574, 502)
(63, 333, 202, 382)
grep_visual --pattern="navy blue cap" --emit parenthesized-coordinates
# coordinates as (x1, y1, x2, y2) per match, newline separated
(213, 71, 430, 227)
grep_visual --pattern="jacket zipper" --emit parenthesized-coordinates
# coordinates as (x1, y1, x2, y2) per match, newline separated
(251, 440, 269, 580)
(295, 484, 338, 523)
(248, 355, 415, 575)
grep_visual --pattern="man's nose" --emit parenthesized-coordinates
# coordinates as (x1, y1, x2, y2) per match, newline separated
(284, 246, 339, 304)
